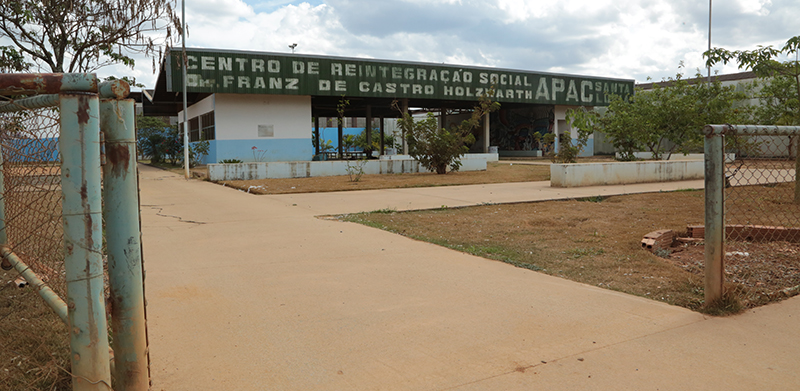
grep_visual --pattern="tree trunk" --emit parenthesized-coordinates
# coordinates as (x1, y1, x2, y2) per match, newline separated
(436, 164, 447, 174)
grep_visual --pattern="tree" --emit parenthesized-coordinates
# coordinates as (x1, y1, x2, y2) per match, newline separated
(552, 118, 593, 164)
(342, 134, 356, 152)
(354, 127, 396, 155)
(0, 0, 179, 73)
(136, 115, 173, 163)
(396, 91, 500, 174)
(705, 36, 800, 202)
(705, 35, 800, 126)
(567, 68, 751, 161)
(137, 115, 207, 166)
(0, 45, 28, 72)
(312, 128, 334, 154)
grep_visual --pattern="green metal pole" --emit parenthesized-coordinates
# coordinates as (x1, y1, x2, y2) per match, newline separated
(60, 89, 112, 391)
(0, 93, 60, 112)
(100, 98, 149, 390)
(703, 125, 725, 304)
(0, 246, 68, 323)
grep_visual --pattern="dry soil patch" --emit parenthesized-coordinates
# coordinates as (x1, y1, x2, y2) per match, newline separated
(218, 161, 550, 194)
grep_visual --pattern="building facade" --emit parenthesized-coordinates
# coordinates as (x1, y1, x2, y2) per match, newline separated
(146, 48, 634, 163)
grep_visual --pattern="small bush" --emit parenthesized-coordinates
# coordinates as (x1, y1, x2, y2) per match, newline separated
(346, 159, 367, 182)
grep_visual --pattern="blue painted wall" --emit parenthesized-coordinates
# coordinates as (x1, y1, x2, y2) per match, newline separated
(4, 138, 60, 162)
(197, 127, 370, 164)
(555, 138, 594, 157)
(316, 127, 365, 149)
(198, 138, 314, 164)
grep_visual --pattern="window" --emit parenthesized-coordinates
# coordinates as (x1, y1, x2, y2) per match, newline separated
(189, 117, 200, 142)
(200, 111, 215, 140)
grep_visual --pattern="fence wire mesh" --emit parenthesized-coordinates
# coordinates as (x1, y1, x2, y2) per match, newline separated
(0, 97, 65, 297)
(725, 133, 800, 243)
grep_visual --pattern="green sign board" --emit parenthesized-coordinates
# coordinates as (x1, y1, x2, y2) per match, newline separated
(167, 49, 633, 106)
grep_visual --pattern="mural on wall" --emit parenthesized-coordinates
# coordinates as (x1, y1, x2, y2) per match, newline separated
(490, 106, 553, 151)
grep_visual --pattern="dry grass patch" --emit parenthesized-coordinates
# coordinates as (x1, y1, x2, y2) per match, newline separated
(218, 162, 550, 194)
(1, 271, 71, 391)
(343, 189, 800, 314)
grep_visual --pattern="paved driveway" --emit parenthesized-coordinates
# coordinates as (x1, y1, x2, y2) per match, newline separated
(140, 165, 799, 390)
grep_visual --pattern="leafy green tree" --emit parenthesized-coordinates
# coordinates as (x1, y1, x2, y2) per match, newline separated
(705, 35, 800, 125)
(705, 36, 800, 202)
(397, 91, 500, 174)
(136, 115, 203, 166)
(312, 126, 334, 154)
(0, 45, 28, 71)
(568, 68, 751, 161)
(189, 140, 209, 167)
(342, 134, 356, 152)
(136, 115, 173, 163)
(0, 0, 178, 73)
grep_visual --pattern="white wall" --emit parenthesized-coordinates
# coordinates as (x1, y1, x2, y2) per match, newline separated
(214, 94, 311, 140)
(550, 160, 704, 187)
(179, 94, 215, 122)
(207, 154, 494, 180)
(554, 105, 594, 157)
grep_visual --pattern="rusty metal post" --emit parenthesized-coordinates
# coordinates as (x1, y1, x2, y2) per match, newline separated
(100, 95, 149, 390)
(703, 125, 725, 304)
(60, 82, 112, 391)
(0, 145, 6, 248)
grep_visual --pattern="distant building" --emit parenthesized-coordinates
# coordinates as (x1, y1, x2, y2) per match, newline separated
(144, 48, 634, 163)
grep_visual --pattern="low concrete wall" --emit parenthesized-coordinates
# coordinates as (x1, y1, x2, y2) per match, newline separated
(550, 160, 704, 188)
(617, 152, 735, 162)
(208, 154, 494, 181)
(499, 150, 543, 157)
(380, 153, 498, 163)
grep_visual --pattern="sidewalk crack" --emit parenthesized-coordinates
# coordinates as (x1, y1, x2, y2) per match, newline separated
(147, 206, 206, 225)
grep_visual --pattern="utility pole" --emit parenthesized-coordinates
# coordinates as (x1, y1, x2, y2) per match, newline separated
(182, 0, 190, 179)
(707, 0, 712, 85)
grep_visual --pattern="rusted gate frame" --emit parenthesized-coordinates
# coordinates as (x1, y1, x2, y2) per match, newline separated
(0, 73, 148, 391)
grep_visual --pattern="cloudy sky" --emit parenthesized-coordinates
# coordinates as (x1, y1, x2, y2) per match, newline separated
(101, 0, 798, 89)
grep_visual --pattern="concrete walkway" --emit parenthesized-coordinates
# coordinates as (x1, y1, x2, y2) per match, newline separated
(140, 165, 800, 390)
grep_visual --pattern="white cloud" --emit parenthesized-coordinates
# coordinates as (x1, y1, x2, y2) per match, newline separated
(736, 0, 772, 15)
(84, 0, 800, 89)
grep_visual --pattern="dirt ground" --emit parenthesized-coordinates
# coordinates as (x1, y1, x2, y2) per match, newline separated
(217, 161, 551, 195)
(344, 188, 800, 313)
(666, 240, 800, 307)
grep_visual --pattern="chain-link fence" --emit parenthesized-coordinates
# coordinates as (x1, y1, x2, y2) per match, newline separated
(725, 133, 800, 242)
(704, 124, 800, 304)
(1, 74, 150, 390)
(0, 100, 65, 297)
